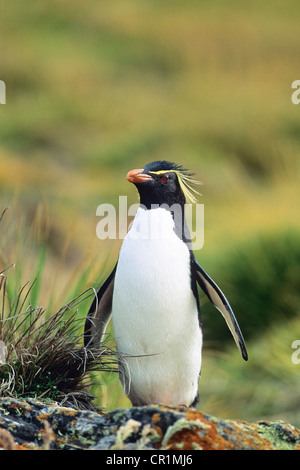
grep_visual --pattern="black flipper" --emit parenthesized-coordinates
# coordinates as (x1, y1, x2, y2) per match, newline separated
(84, 263, 117, 348)
(192, 256, 248, 361)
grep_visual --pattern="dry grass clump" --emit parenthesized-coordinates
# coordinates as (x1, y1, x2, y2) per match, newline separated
(0, 270, 116, 411)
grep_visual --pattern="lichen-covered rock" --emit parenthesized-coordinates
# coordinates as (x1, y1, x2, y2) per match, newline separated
(0, 397, 299, 450)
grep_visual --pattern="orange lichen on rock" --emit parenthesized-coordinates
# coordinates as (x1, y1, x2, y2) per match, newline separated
(152, 405, 300, 450)
(62, 409, 78, 417)
(10, 402, 32, 414)
(0, 398, 300, 450)
(17, 442, 38, 450)
(0, 428, 16, 450)
(151, 413, 161, 424)
(37, 413, 51, 422)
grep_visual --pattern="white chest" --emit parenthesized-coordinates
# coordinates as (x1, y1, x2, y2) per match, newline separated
(111, 207, 202, 406)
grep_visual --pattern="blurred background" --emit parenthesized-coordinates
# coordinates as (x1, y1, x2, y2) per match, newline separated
(1, 0, 300, 425)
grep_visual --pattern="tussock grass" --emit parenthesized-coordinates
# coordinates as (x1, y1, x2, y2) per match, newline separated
(0, 209, 117, 410)
(0, 269, 117, 410)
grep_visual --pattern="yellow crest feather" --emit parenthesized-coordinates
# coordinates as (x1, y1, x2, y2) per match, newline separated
(149, 168, 201, 204)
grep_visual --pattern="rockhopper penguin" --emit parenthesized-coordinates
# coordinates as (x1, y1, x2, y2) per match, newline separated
(85, 161, 248, 407)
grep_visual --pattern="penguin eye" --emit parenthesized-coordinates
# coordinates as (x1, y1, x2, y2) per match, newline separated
(160, 176, 168, 183)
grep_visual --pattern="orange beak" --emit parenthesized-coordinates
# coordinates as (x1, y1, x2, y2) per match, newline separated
(126, 168, 152, 183)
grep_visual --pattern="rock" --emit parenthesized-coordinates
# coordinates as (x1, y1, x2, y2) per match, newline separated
(0, 397, 299, 450)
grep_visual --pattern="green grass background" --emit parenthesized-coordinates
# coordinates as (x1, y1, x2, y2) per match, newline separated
(1, 0, 300, 426)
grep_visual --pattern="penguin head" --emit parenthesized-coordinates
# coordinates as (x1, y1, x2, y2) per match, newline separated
(127, 160, 200, 208)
